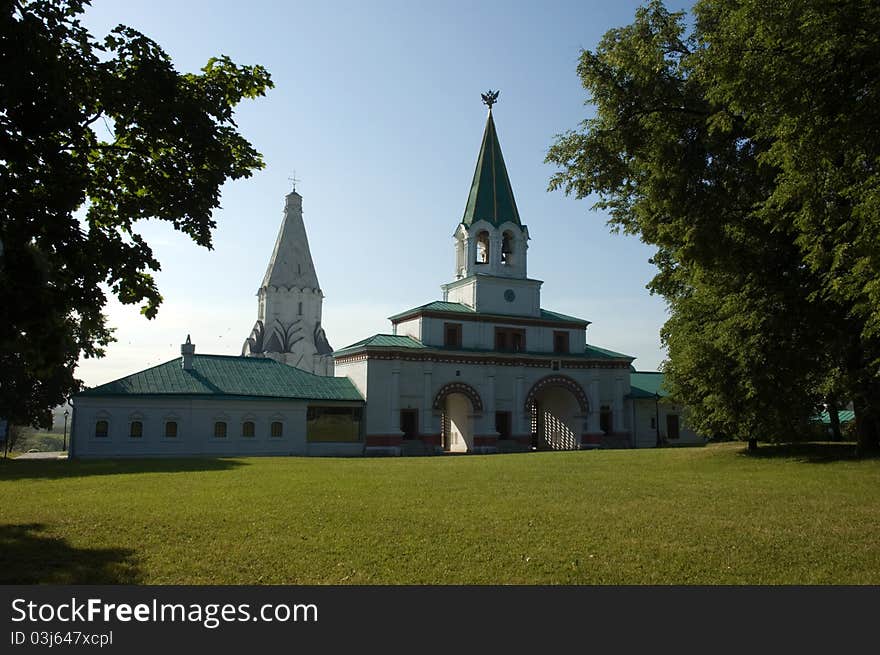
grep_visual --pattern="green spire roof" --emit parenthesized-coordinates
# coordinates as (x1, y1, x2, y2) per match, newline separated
(462, 108, 522, 227)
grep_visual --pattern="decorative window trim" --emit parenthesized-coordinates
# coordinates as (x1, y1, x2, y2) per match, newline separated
(94, 418, 110, 439)
(163, 415, 180, 439)
(213, 421, 228, 439)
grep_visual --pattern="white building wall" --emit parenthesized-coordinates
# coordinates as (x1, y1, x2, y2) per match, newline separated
(71, 396, 364, 458)
(351, 354, 630, 443)
(631, 399, 704, 448)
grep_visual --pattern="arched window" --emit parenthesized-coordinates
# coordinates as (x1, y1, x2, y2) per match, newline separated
(129, 421, 143, 438)
(501, 231, 514, 265)
(242, 421, 255, 438)
(95, 420, 109, 438)
(214, 421, 227, 438)
(164, 421, 178, 438)
(270, 421, 283, 438)
(476, 230, 490, 264)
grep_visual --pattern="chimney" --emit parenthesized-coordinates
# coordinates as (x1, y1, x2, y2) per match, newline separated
(181, 334, 195, 370)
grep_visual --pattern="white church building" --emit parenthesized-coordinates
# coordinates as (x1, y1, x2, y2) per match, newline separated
(69, 96, 703, 458)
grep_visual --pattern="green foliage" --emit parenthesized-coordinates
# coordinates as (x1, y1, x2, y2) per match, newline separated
(547, 0, 880, 448)
(0, 1, 273, 427)
(2, 446, 879, 584)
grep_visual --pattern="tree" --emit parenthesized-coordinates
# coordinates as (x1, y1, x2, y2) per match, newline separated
(0, 0, 273, 428)
(546, 0, 880, 452)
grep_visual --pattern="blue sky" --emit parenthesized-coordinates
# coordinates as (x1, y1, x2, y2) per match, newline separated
(75, 0, 694, 387)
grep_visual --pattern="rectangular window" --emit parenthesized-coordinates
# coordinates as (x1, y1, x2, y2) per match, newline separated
(242, 421, 255, 438)
(214, 421, 227, 438)
(666, 414, 680, 440)
(495, 411, 512, 439)
(129, 421, 143, 438)
(444, 322, 462, 348)
(307, 406, 362, 443)
(400, 409, 418, 440)
(599, 406, 612, 435)
(164, 421, 178, 438)
(495, 327, 526, 352)
(553, 331, 570, 354)
(270, 421, 283, 438)
(95, 420, 108, 438)
(650, 417, 656, 430)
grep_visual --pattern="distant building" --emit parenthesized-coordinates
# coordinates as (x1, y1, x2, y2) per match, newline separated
(70, 336, 363, 458)
(241, 189, 334, 376)
(629, 371, 704, 447)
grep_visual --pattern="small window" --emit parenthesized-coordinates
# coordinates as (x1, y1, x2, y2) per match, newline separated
(298, 301, 303, 316)
(270, 421, 283, 438)
(95, 420, 109, 438)
(650, 417, 656, 430)
(444, 322, 462, 348)
(164, 421, 178, 438)
(214, 421, 227, 438)
(242, 421, 255, 438)
(553, 331, 570, 354)
(599, 406, 612, 435)
(129, 421, 143, 438)
(495, 327, 526, 352)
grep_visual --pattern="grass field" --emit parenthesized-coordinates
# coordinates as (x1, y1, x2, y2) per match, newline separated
(1, 443, 878, 584)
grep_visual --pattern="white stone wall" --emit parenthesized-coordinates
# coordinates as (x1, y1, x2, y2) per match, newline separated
(415, 315, 586, 354)
(346, 355, 631, 440)
(71, 396, 363, 458)
(630, 399, 705, 448)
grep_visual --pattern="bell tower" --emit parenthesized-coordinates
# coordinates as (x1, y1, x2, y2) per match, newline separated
(443, 92, 542, 317)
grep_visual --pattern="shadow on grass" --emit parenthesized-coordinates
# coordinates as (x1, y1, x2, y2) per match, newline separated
(0, 457, 247, 481)
(738, 441, 871, 463)
(0, 523, 141, 584)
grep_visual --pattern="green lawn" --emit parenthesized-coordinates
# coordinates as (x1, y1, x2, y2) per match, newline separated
(1, 443, 878, 584)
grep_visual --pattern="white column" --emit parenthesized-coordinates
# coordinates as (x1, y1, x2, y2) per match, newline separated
(390, 368, 401, 434)
(514, 372, 526, 434)
(489, 233, 502, 275)
(484, 367, 496, 434)
(613, 378, 624, 434)
(422, 367, 433, 433)
(588, 378, 600, 433)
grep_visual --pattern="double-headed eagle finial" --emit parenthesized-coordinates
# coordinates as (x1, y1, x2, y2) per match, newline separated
(481, 90, 500, 109)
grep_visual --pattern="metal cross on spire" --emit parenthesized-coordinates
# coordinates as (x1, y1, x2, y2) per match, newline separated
(288, 171, 301, 193)
(481, 90, 500, 109)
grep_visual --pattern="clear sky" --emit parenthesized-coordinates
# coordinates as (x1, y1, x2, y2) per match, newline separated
(75, 0, 694, 388)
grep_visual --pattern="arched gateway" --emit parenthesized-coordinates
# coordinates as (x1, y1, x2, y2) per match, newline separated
(524, 375, 589, 451)
(433, 382, 483, 453)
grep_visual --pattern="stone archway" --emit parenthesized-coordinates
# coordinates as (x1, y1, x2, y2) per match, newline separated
(524, 375, 589, 451)
(433, 382, 483, 453)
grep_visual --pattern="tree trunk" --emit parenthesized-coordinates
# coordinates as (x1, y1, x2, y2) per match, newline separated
(853, 401, 880, 457)
(828, 397, 842, 442)
(747, 437, 757, 452)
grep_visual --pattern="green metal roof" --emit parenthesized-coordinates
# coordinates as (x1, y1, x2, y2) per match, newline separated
(584, 344, 635, 360)
(629, 371, 669, 399)
(335, 333, 631, 361)
(333, 334, 427, 356)
(817, 409, 855, 424)
(461, 109, 522, 227)
(78, 354, 363, 402)
(388, 300, 589, 326)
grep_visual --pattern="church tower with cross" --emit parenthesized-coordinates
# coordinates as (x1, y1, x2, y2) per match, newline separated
(242, 184, 334, 375)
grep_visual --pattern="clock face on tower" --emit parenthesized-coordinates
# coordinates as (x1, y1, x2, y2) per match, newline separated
(504, 289, 516, 302)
